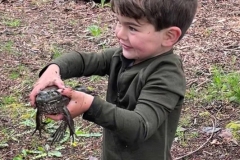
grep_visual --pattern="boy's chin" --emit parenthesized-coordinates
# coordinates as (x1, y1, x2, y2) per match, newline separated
(122, 54, 134, 60)
(122, 50, 135, 60)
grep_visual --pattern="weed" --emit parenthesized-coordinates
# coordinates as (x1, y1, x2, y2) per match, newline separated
(1, 129, 19, 143)
(226, 121, 240, 141)
(50, 46, 63, 59)
(188, 131, 199, 139)
(179, 115, 191, 127)
(90, 75, 102, 82)
(207, 67, 240, 103)
(10, 70, 21, 79)
(13, 145, 63, 159)
(175, 126, 187, 146)
(188, 66, 240, 104)
(2, 96, 17, 105)
(64, 79, 80, 87)
(87, 25, 102, 37)
(1, 41, 14, 53)
(185, 86, 201, 101)
(9, 64, 30, 80)
(99, 0, 111, 8)
(3, 18, 21, 27)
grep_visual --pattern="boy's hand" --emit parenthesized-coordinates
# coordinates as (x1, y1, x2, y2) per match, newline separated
(46, 87, 94, 121)
(29, 64, 65, 107)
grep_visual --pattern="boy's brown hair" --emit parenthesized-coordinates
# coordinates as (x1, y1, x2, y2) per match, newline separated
(111, 0, 198, 40)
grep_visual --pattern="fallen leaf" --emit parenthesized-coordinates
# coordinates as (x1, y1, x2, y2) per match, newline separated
(202, 127, 221, 134)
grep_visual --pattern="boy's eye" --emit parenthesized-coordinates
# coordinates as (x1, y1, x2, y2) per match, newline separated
(129, 26, 137, 31)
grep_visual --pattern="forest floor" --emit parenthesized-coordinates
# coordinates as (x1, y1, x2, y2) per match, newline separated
(0, 0, 240, 159)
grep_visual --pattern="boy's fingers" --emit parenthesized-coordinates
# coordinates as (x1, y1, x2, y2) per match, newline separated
(54, 80, 65, 89)
(57, 87, 73, 97)
(29, 87, 42, 107)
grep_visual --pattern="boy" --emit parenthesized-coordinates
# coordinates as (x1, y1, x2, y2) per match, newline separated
(29, 0, 198, 159)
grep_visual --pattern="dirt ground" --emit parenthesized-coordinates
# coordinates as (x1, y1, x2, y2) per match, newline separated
(0, 0, 240, 159)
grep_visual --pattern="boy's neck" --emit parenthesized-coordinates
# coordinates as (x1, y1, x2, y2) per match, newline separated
(134, 47, 173, 65)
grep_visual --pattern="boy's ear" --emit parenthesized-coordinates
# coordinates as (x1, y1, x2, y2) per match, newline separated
(162, 27, 181, 47)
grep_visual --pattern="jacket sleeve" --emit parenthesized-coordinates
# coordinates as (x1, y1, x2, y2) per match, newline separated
(83, 59, 186, 143)
(39, 48, 117, 79)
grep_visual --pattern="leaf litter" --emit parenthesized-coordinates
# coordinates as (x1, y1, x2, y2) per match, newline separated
(0, 0, 240, 159)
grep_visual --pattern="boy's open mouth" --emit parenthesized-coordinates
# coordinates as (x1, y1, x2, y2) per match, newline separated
(121, 43, 132, 50)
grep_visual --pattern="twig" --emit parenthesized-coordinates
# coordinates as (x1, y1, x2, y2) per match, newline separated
(174, 114, 216, 160)
(0, 58, 19, 63)
(203, 150, 213, 156)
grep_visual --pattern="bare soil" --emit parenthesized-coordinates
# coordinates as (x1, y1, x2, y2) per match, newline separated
(0, 0, 240, 159)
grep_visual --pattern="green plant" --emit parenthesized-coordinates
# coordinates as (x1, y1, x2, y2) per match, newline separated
(50, 46, 63, 59)
(188, 131, 199, 139)
(175, 126, 187, 146)
(2, 96, 17, 105)
(185, 86, 201, 101)
(64, 79, 80, 87)
(10, 70, 21, 79)
(90, 75, 102, 82)
(1, 129, 19, 142)
(100, 0, 111, 7)
(9, 64, 29, 80)
(20, 119, 35, 127)
(87, 25, 102, 37)
(13, 145, 63, 159)
(1, 41, 14, 53)
(3, 18, 21, 27)
(226, 121, 240, 141)
(207, 67, 240, 103)
(179, 115, 191, 127)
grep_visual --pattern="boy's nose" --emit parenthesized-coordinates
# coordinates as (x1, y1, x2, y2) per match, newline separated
(116, 27, 127, 41)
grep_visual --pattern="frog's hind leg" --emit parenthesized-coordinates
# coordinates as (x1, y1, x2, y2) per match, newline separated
(63, 107, 75, 143)
(51, 121, 67, 145)
(32, 110, 43, 137)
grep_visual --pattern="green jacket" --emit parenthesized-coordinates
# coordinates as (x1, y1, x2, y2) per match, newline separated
(45, 47, 186, 160)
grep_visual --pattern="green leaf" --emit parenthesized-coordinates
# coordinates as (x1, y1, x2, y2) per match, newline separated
(32, 153, 47, 160)
(49, 150, 62, 157)
(38, 146, 45, 151)
(0, 143, 9, 148)
(55, 146, 65, 150)
(26, 150, 43, 154)
(76, 133, 102, 137)
(13, 156, 23, 160)
(21, 149, 27, 156)
(75, 130, 85, 135)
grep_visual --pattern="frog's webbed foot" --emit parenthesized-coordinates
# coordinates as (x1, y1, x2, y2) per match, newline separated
(51, 121, 67, 145)
(32, 110, 44, 137)
(63, 107, 75, 142)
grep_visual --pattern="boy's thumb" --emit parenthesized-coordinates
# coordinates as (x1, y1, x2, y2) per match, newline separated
(57, 88, 73, 97)
(55, 81, 65, 89)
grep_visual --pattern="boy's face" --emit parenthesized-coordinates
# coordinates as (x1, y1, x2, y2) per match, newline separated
(115, 15, 169, 64)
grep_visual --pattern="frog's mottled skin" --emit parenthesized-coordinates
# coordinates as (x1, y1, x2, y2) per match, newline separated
(32, 86, 93, 145)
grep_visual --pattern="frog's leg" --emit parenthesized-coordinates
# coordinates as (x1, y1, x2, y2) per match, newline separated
(32, 109, 43, 137)
(62, 107, 75, 142)
(32, 109, 49, 138)
(51, 121, 67, 145)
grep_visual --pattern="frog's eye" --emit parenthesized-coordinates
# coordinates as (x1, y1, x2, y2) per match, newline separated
(51, 91, 58, 96)
(37, 91, 45, 98)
